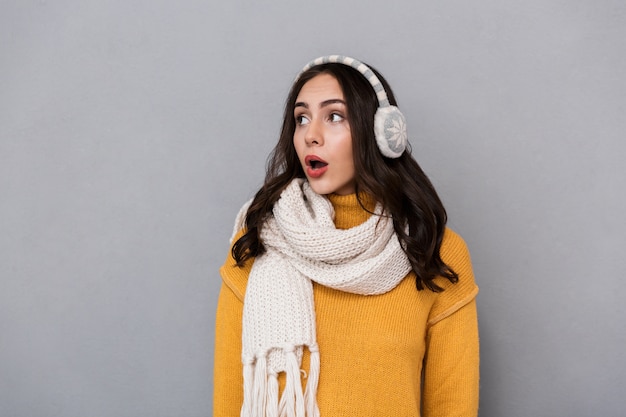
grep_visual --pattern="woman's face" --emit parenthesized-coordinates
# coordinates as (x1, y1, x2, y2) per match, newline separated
(293, 73, 356, 195)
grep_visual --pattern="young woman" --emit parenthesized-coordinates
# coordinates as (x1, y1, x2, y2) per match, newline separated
(214, 55, 479, 417)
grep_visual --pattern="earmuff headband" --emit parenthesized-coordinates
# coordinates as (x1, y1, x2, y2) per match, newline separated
(297, 55, 408, 158)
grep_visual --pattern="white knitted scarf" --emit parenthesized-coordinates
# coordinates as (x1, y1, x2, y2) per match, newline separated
(235, 179, 412, 417)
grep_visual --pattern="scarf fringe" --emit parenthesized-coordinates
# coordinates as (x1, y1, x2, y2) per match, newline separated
(278, 348, 305, 417)
(304, 344, 320, 417)
(242, 359, 254, 417)
(242, 346, 320, 417)
(253, 355, 268, 416)
(267, 372, 279, 417)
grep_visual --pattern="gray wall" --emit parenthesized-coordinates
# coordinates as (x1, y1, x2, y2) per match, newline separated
(1, 1, 624, 416)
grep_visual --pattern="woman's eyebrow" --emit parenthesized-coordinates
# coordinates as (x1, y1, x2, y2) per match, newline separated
(320, 99, 346, 108)
(294, 99, 346, 109)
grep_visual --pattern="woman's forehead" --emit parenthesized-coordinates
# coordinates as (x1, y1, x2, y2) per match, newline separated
(295, 73, 344, 104)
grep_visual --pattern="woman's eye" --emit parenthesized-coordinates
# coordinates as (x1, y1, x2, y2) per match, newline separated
(329, 113, 344, 122)
(295, 115, 310, 125)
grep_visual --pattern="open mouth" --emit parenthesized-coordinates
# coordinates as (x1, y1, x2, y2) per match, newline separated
(304, 155, 329, 178)
(305, 155, 328, 170)
(309, 159, 328, 169)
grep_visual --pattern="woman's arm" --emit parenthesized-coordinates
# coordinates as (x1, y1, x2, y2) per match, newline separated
(422, 299, 480, 417)
(213, 281, 244, 417)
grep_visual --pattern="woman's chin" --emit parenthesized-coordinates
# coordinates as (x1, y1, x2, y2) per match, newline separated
(306, 178, 355, 196)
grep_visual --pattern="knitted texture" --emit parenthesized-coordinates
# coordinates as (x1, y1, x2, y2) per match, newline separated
(215, 192, 479, 416)
(240, 179, 412, 417)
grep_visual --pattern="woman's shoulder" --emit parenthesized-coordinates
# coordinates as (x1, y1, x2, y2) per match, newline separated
(219, 228, 254, 302)
(441, 226, 466, 250)
(228, 198, 253, 244)
(219, 199, 256, 302)
(440, 227, 472, 272)
(427, 227, 479, 326)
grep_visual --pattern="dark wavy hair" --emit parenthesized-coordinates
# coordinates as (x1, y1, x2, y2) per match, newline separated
(232, 62, 458, 292)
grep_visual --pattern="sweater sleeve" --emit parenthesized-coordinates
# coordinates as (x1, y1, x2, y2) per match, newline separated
(422, 229, 480, 417)
(213, 229, 252, 417)
(422, 300, 479, 416)
(213, 280, 244, 417)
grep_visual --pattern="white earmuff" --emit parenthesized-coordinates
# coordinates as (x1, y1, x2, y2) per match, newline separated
(297, 55, 408, 158)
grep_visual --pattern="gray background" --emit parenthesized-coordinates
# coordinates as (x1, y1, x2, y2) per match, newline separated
(1, 1, 624, 416)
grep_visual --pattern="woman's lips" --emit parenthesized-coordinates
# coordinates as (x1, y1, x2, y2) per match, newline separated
(305, 155, 328, 178)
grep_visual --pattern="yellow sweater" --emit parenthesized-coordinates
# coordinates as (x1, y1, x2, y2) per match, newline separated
(214, 193, 479, 417)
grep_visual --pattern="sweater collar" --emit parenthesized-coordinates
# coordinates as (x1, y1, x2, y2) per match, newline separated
(327, 192, 377, 230)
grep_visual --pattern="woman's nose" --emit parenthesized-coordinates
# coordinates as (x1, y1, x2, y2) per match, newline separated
(304, 119, 323, 146)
